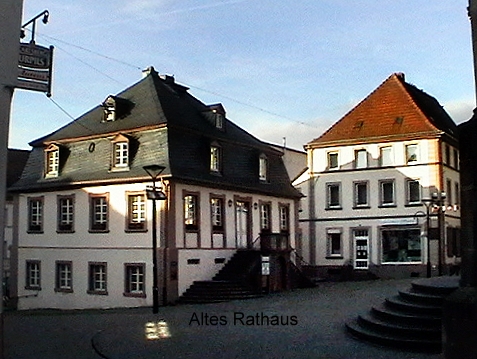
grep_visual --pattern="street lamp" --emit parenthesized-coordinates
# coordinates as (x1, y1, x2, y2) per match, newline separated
(143, 165, 166, 314)
(422, 191, 447, 278)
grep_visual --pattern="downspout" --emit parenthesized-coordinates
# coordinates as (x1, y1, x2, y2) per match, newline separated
(307, 147, 316, 265)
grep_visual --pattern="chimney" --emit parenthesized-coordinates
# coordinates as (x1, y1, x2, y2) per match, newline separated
(159, 74, 175, 84)
(142, 66, 157, 78)
(395, 72, 405, 82)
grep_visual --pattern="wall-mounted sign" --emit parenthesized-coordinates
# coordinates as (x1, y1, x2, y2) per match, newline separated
(16, 42, 53, 96)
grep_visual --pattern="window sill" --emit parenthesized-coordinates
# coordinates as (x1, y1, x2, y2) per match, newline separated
(110, 166, 130, 173)
(378, 205, 397, 208)
(125, 229, 148, 233)
(123, 292, 146, 298)
(87, 290, 108, 296)
(27, 230, 44, 234)
(25, 286, 41, 291)
(55, 288, 73, 293)
(405, 203, 422, 207)
(325, 256, 344, 260)
(325, 207, 342, 211)
(352, 206, 370, 210)
(89, 229, 110, 234)
(56, 230, 75, 234)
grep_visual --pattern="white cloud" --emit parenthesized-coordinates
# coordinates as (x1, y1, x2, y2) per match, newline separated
(443, 98, 475, 125)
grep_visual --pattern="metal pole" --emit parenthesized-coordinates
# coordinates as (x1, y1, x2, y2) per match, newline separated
(151, 179, 159, 314)
(426, 205, 431, 278)
(438, 204, 444, 276)
(0, 2, 23, 358)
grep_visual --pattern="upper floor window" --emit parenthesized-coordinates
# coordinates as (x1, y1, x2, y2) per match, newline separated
(354, 181, 368, 208)
(111, 134, 130, 171)
(326, 182, 341, 209)
(184, 194, 199, 231)
(327, 152, 339, 170)
(355, 149, 367, 169)
(446, 179, 453, 207)
(380, 146, 393, 167)
(215, 113, 224, 129)
(406, 180, 421, 205)
(453, 149, 459, 170)
(210, 144, 221, 173)
(445, 144, 451, 165)
(260, 202, 271, 233)
(279, 204, 290, 233)
(259, 154, 268, 182)
(127, 193, 146, 231)
(28, 197, 43, 233)
(210, 197, 224, 232)
(57, 195, 74, 232)
(380, 180, 395, 206)
(455, 182, 460, 206)
(90, 194, 109, 232)
(45, 144, 60, 177)
(406, 144, 418, 164)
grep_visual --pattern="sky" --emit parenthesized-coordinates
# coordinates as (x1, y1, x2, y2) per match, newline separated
(9, 0, 476, 151)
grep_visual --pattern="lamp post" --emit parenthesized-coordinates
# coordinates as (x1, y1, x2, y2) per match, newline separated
(143, 165, 166, 314)
(422, 191, 447, 277)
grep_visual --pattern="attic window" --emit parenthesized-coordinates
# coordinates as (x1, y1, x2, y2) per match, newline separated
(259, 154, 268, 182)
(45, 144, 60, 178)
(103, 98, 116, 122)
(395, 116, 404, 124)
(111, 134, 130, 171)
(215, 112, 224, 129)
(354, 121, 364, 129)
(101, 96, 134, 122)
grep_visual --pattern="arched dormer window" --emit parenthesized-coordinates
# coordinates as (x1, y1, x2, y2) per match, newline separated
(45, 144, 60, 178)
(259, 153, 268, 182)
(101, 96, 134, 123)
(111, 134, 130, 171)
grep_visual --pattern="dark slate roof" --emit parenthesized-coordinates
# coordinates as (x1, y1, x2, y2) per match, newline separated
(307, 73, 458, 148)
(7, 149, 30, 188)
(12, 68, 300, 199)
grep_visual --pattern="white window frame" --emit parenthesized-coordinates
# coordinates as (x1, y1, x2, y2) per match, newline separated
(210, 145, 221, 173)
(380, 180, 395, 206)
(88, 262, 107, 294)
(260, 202, 271, 232)
(55, 261, 73, 292)
(327, 228, 342, 257)
(127, 193, 146, 231)
(326, 182, 341, 209)
(90, 195, 109, 232)
(114, 142, 129, 167)
(279, 204, 290, 233)
(354, 181, 369, 207)
(355, 149, 367, 169)
(184, 193, 199, 231)
(259, 154, 268, 181)
(406, 179, 421, 205)
(28, 197, 43, 233)
(124, 264, 145, 296)
(380, 146, 393, 167)
(26, 260, 41, 289)
(406, 144, 418, 164)
(210, 197, 224, 231)
(58, 195, 74, 232)
(327, 152, 339, 170)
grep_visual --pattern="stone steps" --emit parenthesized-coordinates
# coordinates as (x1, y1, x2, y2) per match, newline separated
(345, 276, 459, 353)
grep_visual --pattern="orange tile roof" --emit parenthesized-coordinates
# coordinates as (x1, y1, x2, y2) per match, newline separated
(307, 73, 457, 148)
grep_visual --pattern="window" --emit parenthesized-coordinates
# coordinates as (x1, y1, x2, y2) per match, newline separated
(114, 142, 129, 167)
(354, 182, 368, 207)
(127, 194, 146, 231)
(25, 260, 41, 289)
(184, 194, 199, 231)
(279, 204, 290, 233)
(380, 146, 393, 167)
(327, 152, 339, 169)
(124, 263, 145, 297)
(382, 229, 421, 263)
(454, 149, 459, 169)
(215, 113, 224, 129)
(380, 180, 395, 206)
(446, 179, 453, 206)
(447, 227, 461, 257)
(326, 229, 342, 257)
(455, 182, 460, 206)
(210, 197, 224, 232)
(259, 154, 268, 181)
(28, 197, 43, 233)
(406, 180, 421, 205)
(88, 263, 107, 295)
(355, 149, 367, 169)
(210, 145, 221, 173)
(445, 144, 451, 165)
(260, 203, 271, 232)
(45, 144, 60, 177)
(326, 183, 341, 209)
(90, 194, 109, 232)
(55, 261, 73, 292)
(406, 144, 418, 164)
(103, 97, 116, 122)
(57, 195, 74, 232)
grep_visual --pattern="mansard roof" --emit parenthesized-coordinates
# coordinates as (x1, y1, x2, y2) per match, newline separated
(306, 73, 458, 148)
(12, 68, 300, 198)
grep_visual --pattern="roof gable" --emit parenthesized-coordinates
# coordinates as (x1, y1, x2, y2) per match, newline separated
(307, 73, 457, 148)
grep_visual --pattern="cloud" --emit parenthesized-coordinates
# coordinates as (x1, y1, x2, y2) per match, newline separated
(443, 98, 475, 124)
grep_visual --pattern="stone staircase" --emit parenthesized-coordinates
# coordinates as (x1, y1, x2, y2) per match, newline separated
(178, 250, 262, 304)
(345, 276, 459, 353)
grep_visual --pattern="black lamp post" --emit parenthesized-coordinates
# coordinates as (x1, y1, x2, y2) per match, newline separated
(422, 191, 447, 278)
(143, 165, 166, 314)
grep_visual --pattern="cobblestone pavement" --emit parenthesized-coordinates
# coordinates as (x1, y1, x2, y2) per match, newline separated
(4, 278, 444, 359)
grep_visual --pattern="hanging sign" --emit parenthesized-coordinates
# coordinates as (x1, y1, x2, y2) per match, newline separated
(16, 42, 54, 97)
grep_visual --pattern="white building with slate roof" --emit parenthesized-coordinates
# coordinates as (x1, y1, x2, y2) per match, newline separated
(9, 67, 303, 309)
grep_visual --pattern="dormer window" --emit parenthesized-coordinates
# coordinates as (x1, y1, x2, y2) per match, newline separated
(45, 144, 60, 177)
(210, 142, 222, 173)
(215, 112, 223, 129)
(111, 134, 130, 171)
(101, 96, 134, 123)
(203, 104, 226, 130)
(259, 154, 268, 182)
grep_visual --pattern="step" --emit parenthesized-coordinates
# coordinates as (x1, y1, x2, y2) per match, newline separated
(398, 289, 444, 306)
(385, 295, 441, 316)
(371, 305, 440, 327)
(411, 276, 459, 296)
(346, 319, 441, 353)
(357, 313, 440, 340)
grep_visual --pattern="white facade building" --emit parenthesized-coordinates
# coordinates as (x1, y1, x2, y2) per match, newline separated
(295, 73, 460, 279)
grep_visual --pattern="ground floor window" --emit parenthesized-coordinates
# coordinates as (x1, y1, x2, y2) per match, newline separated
(124, 263, 145, 297)
(382, 228, 421, 263)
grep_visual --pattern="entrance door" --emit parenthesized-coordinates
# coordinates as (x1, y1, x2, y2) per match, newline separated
(235, 201, 250, 248)
(354, 229, 369, 269)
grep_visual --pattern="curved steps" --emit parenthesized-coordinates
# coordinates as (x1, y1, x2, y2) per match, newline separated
(345, 276, 459, 353)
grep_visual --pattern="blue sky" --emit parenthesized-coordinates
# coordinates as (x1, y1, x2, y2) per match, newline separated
(10, 0, 475, 150)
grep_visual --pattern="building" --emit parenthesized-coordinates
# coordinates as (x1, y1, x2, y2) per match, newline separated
(4, 149, 29, 298)
(294, 73, 460, 279)
(9, 67, 302, 309)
